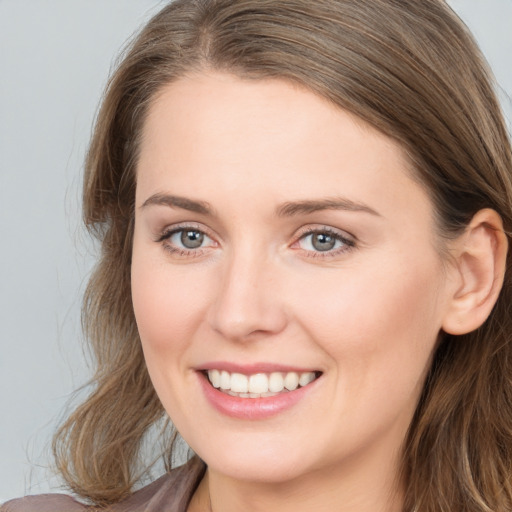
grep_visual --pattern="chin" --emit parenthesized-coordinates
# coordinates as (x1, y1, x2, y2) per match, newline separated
(205, 450, 310, 483)
(186, 429, 315, 483)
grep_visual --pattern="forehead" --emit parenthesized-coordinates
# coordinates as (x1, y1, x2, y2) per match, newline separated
(135, 71, 431, 225)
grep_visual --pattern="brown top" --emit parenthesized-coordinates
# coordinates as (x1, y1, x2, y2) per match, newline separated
(1, 457, 206, 512)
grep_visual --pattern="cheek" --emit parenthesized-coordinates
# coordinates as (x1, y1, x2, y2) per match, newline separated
(131, 249, 211, 358)
(292, 252, 445, 379)
(130, 246, 215, 420)
(288, 256, 445, 450)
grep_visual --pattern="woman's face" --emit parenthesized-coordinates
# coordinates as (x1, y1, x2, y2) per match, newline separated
(132, 72, 456, 484)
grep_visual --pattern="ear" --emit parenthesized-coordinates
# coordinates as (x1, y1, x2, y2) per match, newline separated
(442, 208, 508, 335)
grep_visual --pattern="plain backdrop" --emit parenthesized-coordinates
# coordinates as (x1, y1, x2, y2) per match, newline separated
(0, 0, 511, 502)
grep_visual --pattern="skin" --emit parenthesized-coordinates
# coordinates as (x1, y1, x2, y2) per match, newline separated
(131, 71, 466, 512)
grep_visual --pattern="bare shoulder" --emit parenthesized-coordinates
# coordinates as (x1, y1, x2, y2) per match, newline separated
(1, 493, 87, 512)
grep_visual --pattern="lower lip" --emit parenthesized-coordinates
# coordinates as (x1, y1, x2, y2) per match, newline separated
(198, 372, 319, 420)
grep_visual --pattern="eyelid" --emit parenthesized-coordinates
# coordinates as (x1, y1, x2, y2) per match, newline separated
(156, 222, 215, 242)
(156, 222, 219, 257)
(293, 224, 356, 243)
(291, 224, 357, 257)
(154, 222, 356, 259)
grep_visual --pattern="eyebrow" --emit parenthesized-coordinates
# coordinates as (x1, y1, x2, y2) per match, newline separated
(275, 197, 381, 217)
(140, 193, 381, 218)
(140, 193, 214, 215)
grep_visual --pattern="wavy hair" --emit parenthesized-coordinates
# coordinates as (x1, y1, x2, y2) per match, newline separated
(53, 0, 512, 510)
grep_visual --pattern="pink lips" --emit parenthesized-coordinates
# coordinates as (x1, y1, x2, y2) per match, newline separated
(197, 364, 321, 420)
(199, 361, 318, 374)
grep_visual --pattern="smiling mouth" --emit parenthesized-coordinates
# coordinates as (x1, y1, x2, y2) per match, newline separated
(204, 369, 322, 398)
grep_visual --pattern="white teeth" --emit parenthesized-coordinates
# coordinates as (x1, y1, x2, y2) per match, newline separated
(269, 372, 285, 392)
(284, 372, 299, 391)
(299, 372, 316, 387)
(230, 373, 249, 393)
(208, 369, 221, 388)
(206, 370, 318, 397)
(248, 373, 269, 394)
(220, 370, 230, 390)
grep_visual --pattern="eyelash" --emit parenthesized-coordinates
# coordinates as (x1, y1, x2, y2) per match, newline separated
(293, 227, 356, 258)
(156, 223, 215, 258)
(156, 224, 356, 259)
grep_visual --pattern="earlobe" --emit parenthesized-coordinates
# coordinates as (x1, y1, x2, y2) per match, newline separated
(442, 209, 508, 335)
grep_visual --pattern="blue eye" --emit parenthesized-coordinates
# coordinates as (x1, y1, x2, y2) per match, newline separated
(158, 226, 215, 255)
(297, 229, 354, 254)
(173, 229, 205, 249)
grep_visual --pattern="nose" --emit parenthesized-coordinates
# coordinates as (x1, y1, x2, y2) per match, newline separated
(207, 247, 288, 342)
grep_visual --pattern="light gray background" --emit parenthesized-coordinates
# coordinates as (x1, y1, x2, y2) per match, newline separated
(0, 0, 511, 502)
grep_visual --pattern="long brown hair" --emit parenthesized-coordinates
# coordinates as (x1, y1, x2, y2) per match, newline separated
(53, 0, 512, 509)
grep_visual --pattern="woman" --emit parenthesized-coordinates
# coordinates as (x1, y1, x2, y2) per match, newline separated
(3, 0, 512, 511)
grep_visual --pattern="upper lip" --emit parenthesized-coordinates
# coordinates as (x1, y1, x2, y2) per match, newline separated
(197, 362, 321, 375)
